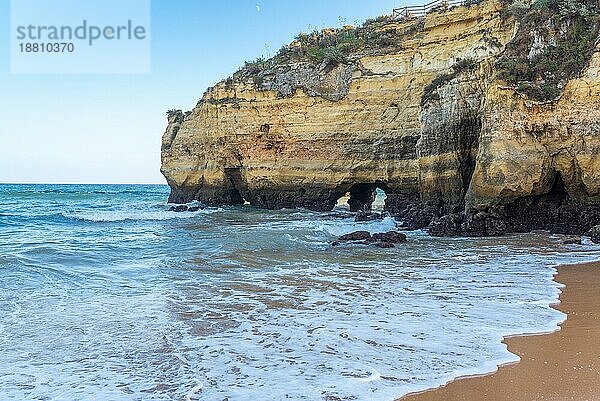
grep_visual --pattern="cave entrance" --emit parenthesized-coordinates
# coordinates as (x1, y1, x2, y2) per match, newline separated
(337, 183, 389, 212)
(224, 167, 245, 205)
(549, 171, 567, 199)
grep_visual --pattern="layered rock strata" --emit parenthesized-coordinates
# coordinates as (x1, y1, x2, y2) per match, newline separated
(161, 0, 600, 236)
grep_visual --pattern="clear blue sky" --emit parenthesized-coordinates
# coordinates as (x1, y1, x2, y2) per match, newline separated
(0, 0, 401, 184)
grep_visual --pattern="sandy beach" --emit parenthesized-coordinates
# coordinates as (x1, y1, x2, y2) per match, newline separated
(400, 261, 600, 401)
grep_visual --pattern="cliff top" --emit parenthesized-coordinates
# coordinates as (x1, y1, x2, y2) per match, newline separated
(166, 0, 599, 118)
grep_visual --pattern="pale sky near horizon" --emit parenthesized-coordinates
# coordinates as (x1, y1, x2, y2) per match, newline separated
(0, 0, 399, 184)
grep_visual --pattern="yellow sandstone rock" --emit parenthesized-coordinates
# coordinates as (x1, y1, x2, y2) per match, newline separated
(161, 0, 600, 236)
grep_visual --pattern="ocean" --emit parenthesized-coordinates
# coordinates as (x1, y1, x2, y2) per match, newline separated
(1, 184, 599, 401)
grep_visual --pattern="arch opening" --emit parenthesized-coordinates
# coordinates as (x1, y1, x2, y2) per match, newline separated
(336, 183, 389, 212)
(372, 188, 388, 212)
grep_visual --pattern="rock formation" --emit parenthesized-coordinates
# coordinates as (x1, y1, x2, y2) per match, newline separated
(161, 0, 600, 236)
(333, 231, 408, 248)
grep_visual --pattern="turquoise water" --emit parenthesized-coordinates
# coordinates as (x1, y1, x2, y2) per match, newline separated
(1, 184, 600, 401)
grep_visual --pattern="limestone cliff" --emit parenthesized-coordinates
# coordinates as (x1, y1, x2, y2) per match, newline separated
(161, 0, 600, 236)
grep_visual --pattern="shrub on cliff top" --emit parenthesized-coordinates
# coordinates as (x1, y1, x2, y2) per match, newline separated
(298, 29, 361, 63)
(244, 57, 271, 74)
(464, 0, 485, 6)
(238, 13, 424, 72)
(363, 14, 394, 27)
(498, 0, 600, 101)
(507, 0, 530, 17)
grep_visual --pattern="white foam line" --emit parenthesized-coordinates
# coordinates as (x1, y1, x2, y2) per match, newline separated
(356, 367, 382, 383)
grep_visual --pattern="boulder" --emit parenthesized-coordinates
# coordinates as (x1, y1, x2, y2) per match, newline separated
(370, 231, 407, 243)
(337, 231, 371, 242)
(354, 211, 383, 222)
(334, 231, 407, 247)
(429, 210, 508, 237)
(169, 205, 189, 212)
(586, 225, 600, 244)
(169, 204, 204, 212)
(331, 231, 406, 248)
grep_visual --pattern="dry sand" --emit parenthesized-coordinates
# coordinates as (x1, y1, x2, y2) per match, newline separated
(400, 261, 600, 401)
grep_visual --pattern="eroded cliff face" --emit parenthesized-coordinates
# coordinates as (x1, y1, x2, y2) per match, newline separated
(161, 0, 600, 236)
(465, 44, 600, 234)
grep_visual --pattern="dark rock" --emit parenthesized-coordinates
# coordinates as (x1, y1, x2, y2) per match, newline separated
(167, 171, 246, 206)
(587, 225, 600, 237)
(499, 175, 600, 236)
(370, 231, 407, 243)
(323, 212, 355, 219)
(428, 213, 462, 236)
(355, 211, 383, 222)
(169, 204, 203, 212)
(337, 231, 371, 241)
(385, 194, 439, 230)
(233, 186, 366, 211)
(429, 209, 508, 237)
(586, 225, 600, 244)
(562, 236, 582, 245)
(169, 205, 189, 212)
(373, 241, 395, 248)
(333, 231, 406, 248)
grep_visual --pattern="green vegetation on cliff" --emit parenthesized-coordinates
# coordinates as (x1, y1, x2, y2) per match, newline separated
(241, 15, 425, 74)
(241, 0, 599, 103)
(498, 0, 600, 101)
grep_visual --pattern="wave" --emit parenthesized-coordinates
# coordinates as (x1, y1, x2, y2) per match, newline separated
(297, 216, 400, 237)
(62, 208, 221, 222)
(4, 191, 600, 401)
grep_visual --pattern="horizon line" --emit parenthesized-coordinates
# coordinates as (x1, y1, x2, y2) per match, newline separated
(0, 181, 168, 185)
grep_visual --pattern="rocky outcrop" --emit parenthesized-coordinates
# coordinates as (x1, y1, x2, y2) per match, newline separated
(586, 225, 600, 243)
(333, 230, 408, 247)
(354, 211, 386, 222)
(161, 0, 600, 237)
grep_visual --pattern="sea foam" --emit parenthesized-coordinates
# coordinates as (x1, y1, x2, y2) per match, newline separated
(62, 208, 220, 222)
(1, 184, 600, 401)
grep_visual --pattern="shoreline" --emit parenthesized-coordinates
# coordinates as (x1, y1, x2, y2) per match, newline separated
(399, 261, 600, 401)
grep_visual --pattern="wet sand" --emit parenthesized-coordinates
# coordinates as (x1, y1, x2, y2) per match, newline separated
(400, 261, 600, 401)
